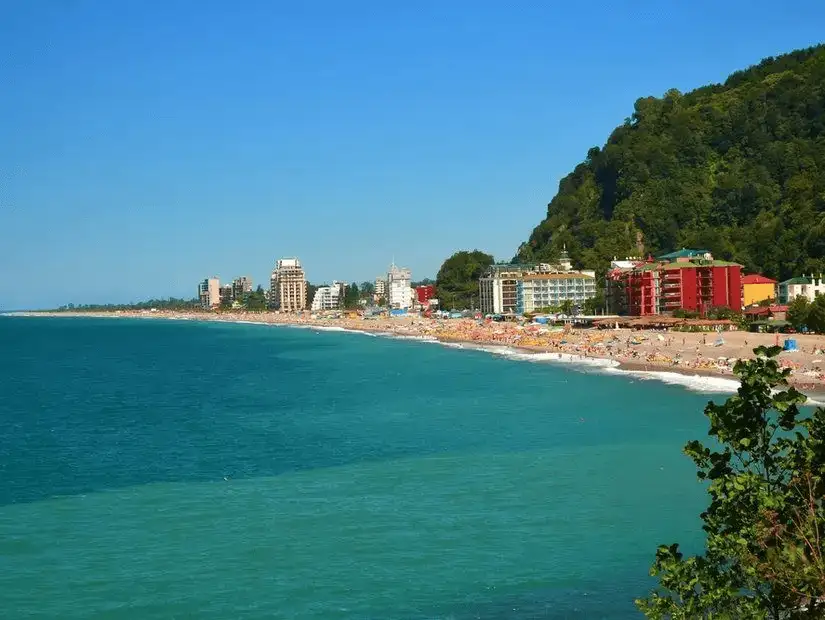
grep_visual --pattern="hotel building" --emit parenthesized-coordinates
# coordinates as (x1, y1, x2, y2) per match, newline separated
(778, 274, 825, 304)
(270, 258, 307, 312)
(311, 281, 345, 311)
(374, 277, 387, 303)
(198, 277, 221, 309)
(606, 249, 742, 316)
(387, 264, 412, 309)
(516, 272, 597, 314)
(232, 276, 253, 301)
(479, 248, 596, 314)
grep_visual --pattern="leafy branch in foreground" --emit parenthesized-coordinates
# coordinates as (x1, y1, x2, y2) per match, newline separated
(637, 346, 825, 619)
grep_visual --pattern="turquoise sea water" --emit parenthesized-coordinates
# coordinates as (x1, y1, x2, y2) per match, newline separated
(0, 317, 716, 619)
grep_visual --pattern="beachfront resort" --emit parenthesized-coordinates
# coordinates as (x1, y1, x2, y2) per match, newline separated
(116, 248, 814, 391)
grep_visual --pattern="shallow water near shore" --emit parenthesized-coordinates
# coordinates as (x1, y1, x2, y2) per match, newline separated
(1, 316, 715, 618)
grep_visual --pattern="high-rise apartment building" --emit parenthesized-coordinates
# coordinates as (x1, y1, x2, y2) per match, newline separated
(374, 277, 387, 303)
(387, 264, 412, 309)
(219, 284, 234, 306)
(198, 277, 221, 309)
(232, 276, 253, 301)
(270, 258, 307, 312)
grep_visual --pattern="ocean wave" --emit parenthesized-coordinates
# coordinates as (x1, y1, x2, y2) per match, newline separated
(464, 345, 621, 369)
(602, 367, 740, 394)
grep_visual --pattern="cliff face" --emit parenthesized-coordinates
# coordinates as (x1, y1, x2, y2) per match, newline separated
(517, 45, 825, 281)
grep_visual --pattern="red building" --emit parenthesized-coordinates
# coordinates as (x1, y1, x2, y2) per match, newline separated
(415, 285, 436, 305)
(607, 249, 742, 316)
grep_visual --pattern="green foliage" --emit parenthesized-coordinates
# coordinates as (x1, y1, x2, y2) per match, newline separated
(436, 250, 494, 310)
(672, 308, 700, 319)
(343, 282, 360, 309)
(583, 292, 605, 314)
(518, 45, 825, 281)
(787, 295, 811, 330)
(637, 346, 825, 618)
(808, 295, 825, 333)
(56, 298, 200, 311)
(306, 283, 319, 309)
(244, 286, 268, 311)
(359, 281, 375, 298)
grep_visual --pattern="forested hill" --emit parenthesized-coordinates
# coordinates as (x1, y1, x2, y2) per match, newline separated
(517, 44, 825, 281)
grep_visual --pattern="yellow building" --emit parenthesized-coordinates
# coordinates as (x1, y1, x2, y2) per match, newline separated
(742, 274, 776, 306)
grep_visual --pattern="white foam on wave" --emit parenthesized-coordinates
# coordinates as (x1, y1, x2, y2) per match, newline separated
(602, 367, 740, 394)
(464, 345, 621, 369)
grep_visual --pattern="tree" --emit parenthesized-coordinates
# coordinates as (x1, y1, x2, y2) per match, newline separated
(787, 295, 811, 331)
(359, 281, 375, 299)
(343, 282, 360, 309)
(436, 250, 494, 310)
(244, 286, 268, 311)
(637, 346, 825, 618)
(306, 283, 319, 309)
(583, 292, 605, 315)
(808, 295, 825, 333)
(516, 44, 825, 281)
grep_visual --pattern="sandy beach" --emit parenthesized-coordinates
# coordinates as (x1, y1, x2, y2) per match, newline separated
(12, 309, 825, 396)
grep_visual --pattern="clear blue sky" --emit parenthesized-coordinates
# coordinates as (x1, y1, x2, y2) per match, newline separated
(2, 1, 823, 309)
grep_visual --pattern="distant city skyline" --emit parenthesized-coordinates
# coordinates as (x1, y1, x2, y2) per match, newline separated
(2, 1, 824, 309)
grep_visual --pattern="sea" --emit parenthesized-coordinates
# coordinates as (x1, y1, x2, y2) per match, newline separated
(0, 316, 722, 619)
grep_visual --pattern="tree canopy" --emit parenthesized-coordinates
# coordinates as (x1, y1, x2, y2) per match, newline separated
(517, 45, 825, 281)
(435, 250, 494, 310)
(638, 346, 825, 618)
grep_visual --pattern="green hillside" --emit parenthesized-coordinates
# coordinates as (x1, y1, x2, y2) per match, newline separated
(517, 45, 825, 281)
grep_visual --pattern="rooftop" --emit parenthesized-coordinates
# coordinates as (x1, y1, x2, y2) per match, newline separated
(656, 248, 711, 260)
(640, 260, 742, 271)
(522, 272, 595, 281)
(742, 274, 777, 284)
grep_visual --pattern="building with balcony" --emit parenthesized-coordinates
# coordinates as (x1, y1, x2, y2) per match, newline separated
(778, 274, 825, 304)
(270, 258, 307, 312)
(219, 284, 234, 306)
(480, 249, 597, 315)
(415, 285, 436, 306)
(198, 277, 221, 309)
(516, 272, 597, 314)
(387, 264, 412, 309)
(232, 276, 253, 301)
(606, 249, 742, 316)
(311, 281, 344, 311)
(374, 277, 387, 303)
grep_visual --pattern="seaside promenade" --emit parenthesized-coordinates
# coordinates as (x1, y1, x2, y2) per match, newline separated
(14, 309, 825, 394)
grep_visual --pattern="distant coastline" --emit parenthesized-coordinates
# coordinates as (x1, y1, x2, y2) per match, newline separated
(10, 309, 825, 401)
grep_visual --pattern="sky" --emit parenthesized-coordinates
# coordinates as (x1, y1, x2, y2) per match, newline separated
(1, 1, 824, 309)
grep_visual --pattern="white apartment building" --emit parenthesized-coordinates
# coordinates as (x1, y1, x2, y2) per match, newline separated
(479, 250, 598, 315)
(778, 274, 825, 304)
(479, 264, 522, 314)
(270, 258, 307, 312)
(311, 281, 344, 311)
(198, 277, 221, 309)
(517, 272, 597, 313)
(374, 277, 387, 303)
(387, 264, 412, 309)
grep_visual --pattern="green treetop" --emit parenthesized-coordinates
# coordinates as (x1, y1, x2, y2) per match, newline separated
(638, 346, 825, 618)
(518, 45, 825, 281)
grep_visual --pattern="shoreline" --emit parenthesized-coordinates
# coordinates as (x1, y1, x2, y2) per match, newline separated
(8, 310, 825, 400)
